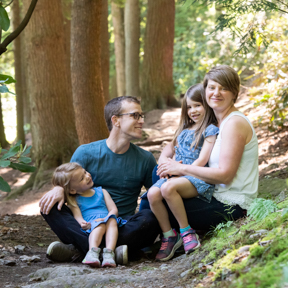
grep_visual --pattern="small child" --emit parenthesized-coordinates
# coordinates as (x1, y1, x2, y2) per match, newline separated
(148, 83, 219, 261)
(52, 162, 121, 268)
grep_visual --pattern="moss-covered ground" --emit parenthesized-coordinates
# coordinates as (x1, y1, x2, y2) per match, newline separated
(180, 174, 288, 287)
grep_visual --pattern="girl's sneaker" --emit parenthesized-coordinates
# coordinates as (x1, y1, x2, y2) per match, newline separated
(102, 248, 116, 268)
(180, 228, 201, 254)
(155, 229, 183, 261)
(82, 247, 101, 267)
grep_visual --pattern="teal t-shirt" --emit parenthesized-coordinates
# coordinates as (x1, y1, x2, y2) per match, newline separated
(70, 139, 156, 218)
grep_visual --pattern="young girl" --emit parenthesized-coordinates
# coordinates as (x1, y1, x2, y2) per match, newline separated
(52, 162, 119, 268)
(147, 83, 219, 261)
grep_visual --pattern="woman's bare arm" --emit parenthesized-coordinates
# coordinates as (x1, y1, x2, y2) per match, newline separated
(158, 117, 252, 184)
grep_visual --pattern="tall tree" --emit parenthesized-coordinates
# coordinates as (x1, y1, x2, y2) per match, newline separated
(111, 1, 125, 96)
(124, 0, 140, 96)
(24, 0, 78, 186)
(0, 95, 8, 148)
(101, 0, 110, 102)
(141, 0, 178, 111)
(12, 0, 25, 145)
(20, 1, 30, 127)
(71, 0, 109, 145)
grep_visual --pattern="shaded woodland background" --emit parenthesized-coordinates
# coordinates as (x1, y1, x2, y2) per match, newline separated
(0, 0, 288, 196)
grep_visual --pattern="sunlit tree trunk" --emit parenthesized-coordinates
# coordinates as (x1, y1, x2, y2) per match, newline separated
(101, 0, 110, 103)
(0, 95, 8, 148)
(12, 0, 25, 145)
(71, 0, 109, 145)
(24, 0, 78, 186)
(125, 0, 140, 96)
(21, 0, 30, 127)
(111, 1, 125, 96)
(141, 0, 178, 111)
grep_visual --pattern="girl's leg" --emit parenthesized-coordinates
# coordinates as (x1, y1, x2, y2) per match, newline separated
(88, 223, 106, 249)
(83, 224, 106, 268)
(161, 178, 198, 229)
(104, 218, 118, 250)
(161, 178, 200, 254)
(102, 218, 118, 268)
(148, 186, 182, 262)
(147, 187, 172, 233)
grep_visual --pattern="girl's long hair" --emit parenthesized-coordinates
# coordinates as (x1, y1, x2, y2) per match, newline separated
(172, 83, 217, 150)
(52, 162, 83, 207)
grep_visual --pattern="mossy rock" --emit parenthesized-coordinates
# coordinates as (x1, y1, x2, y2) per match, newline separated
(258, 178, 287, 199)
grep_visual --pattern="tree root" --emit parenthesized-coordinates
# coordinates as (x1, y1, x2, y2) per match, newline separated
(4, 171, 37, 200)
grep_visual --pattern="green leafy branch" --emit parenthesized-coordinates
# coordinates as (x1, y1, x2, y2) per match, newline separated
(0, 141, 36, 192)
(0, 73, 16, 95)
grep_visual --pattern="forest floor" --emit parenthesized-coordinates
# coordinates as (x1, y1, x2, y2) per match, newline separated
(0, 92, 288, 288)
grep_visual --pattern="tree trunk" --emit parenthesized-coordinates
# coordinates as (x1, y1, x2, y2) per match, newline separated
(24, 0, 78, 186)
(0, 95, 9, 148)
(111, 1, 125, 96)
(141, 0, 178, 111)
(12, 0, 25, 145)
(125, 0, 140, 96)
(71, 0, 109, 145)
(21, 0, 30, 126)
(61, 0, 71, 73)
(101, 0, 110, 103)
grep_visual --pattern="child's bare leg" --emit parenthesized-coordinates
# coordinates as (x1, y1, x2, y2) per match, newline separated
(161, 178, 198, 229)
(148, 186, 171, 233)
(105, 218, 118, 250)
(89, 223, 106, 249)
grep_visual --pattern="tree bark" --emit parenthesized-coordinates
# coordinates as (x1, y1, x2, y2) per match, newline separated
(71, 0, 109, 145)
(61, 0, 71, 73)
(24, 0, 78, 186)
(111, 1, 125, 96)
(141, 0, 178, 111)
(12, 0, 25, 145)
(125, 0, 140, 96)
(101, 0, 110, 103)
(0, 95, 9, 148)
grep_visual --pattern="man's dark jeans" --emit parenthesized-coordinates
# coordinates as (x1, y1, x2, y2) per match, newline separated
(42, 204, 160, 257)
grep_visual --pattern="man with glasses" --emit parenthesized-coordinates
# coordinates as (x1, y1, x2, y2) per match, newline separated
(40, 96, 159, 264)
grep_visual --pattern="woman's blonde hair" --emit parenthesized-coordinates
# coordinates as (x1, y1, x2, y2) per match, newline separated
(203, 65, 240, 102)
(172, 83, 217, 150)
(52, 162, 83, 207)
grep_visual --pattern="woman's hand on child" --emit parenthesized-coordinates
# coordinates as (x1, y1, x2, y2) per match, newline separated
(81, 221, 91, 230)
(157, 158, 183, 178)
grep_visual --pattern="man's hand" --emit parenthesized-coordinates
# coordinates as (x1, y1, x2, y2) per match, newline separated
(39, 186, 65, 215)
(81, 221, 91, 230)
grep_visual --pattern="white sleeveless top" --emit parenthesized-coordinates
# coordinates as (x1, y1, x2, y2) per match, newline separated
(208, 111, 259, 210)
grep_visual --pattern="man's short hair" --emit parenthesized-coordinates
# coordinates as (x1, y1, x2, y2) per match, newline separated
(104, 96, 141, 131)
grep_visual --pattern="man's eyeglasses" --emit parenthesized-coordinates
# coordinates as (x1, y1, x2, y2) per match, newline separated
(116, 112, 145, 120)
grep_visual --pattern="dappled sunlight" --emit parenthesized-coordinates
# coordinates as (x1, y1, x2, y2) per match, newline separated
(14, 200, 41, 216)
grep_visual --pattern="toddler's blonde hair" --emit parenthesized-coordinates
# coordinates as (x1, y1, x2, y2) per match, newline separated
(52, 162, 83, 207)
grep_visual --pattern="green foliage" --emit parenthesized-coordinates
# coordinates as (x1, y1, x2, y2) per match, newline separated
(0, 74, 16, 95)
(0, 141, 35, 192)
(214, 220, 233, 236)
(0, 4, 10, 32)
(248, 198, 278, 221)
(249, 245, 265, 258)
